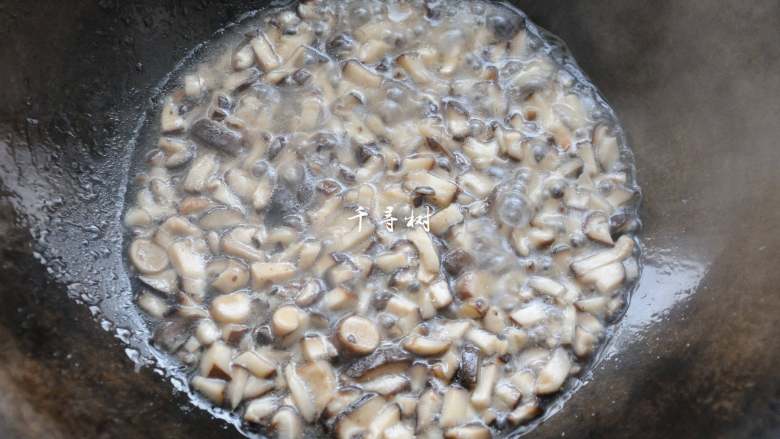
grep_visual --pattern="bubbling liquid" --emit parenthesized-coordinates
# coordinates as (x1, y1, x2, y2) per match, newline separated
(124, 1, 642, 437)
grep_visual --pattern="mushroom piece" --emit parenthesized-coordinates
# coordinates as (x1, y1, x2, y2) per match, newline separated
(458, 172, 496, 199)
(465, 328, 507, 356)
(250, 34, 281, 71)
(199, 208, 245, 230)
(343, 60, 383, 88)
(462, 138, 498, 170)
(244, 396, 279, 423)
(428, 279, 453, 309)
(482, 306, 507, 334)
(570, 235, 634, 276)
(138, 291, 169, 318)
(527, 276, 566, 298)
(294, 280, 323, 307)
(385, 423, 415, 439)
(445, 101, 470, 139)
(301, 334, 338, 361)
(574, 296, 608, 318)
(359, 39, 392, 64)
(439, 387, 470, 428)
(443, 249, 473, 276)
(445, 424, 492, 439)
(199, 341, 233, 380)
(138, 269, 179, 294)
(334, 395, 388, 439)
(407, 228, 440, 282)
(210, 292, 251, 324)
(416, 389, 442, 433)
(430, 204, 464, 236)
(432, 348, 460, 382)
(195, 319, 221, 346)
(507, 399, 541, 425)
(212, 265, 249, 294)
(535, 348, 571, 395)
(182, 153, 217, 193)
(457, 344, 481, 389)
(251, 262, 296, 288)
(226, 366, 250, 409)
(470, 362, 498, 409)
(272, 305, 303, 337)
(593, 125, 620, 171)
(129, 239, 169, 274)
(232, 44, 255, 70)
(168, 239, 208, 300)
(190, 119, 243, 156)
(271, 407, 304, 439)
(184, 74, 205, 98)
(297, 360, 338, 416)
(337, 316, 380, 355)
(402, 335, 451, 356)
(343, 347, 411, 379)
(397, 53, 436, 84)
(284, 363, 317, 422)
(243, 376, 275, 401)
(322, 287, 357, 311)
(404, 171, 457, 207)
(584, 212, 614, 245)
(191, 376, 226, 405)
(376, 251, 411, 273)
(361, 374, 410, 396)
(234, 350, 277, 378)
(161, 98, 185, 133)
(581, 261, 626, 295)
(367, 403, 402, 439)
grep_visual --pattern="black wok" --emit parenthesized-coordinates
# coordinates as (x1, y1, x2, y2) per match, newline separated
(0, 0, 778, 438)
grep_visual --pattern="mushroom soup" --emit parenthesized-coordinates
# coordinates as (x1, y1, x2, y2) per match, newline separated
(124, 0, 642, 437)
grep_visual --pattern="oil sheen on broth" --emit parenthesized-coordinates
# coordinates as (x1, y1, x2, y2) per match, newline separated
(124, 0, 642, 437)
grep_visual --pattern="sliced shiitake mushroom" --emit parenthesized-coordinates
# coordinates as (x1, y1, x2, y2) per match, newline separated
(130, 1, 641, 431)
(129, 239, 169, 274)
(337, 315, 380, 356)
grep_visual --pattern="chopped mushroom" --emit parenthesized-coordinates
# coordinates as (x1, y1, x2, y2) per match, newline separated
(535, 348, 571, 395)
(211, 292, 251, 324)
(200, 342, 233, 380)
(271, 407, 304, 439)
(439, 387, 470, 428)
(403, 335, 451, 356)
(244, 396, 279, 423)
(417, 389, 443, 433)
(338, 316, 380, 355)
(272, 305, 303, 337)
(408, 228, 440, 282)
(234, 350, 277, 378)
(445, 424, 492, 439)
(212, 265, 249, 293)
(138, 269, 179, 295)
(138, 291, 169, 318)
(191, 376, 226, 404)
(128, 0, 641, 433)
(251, 262, 296, 288)
(161, 98, 185, 133)
(129, 239, 169, 274)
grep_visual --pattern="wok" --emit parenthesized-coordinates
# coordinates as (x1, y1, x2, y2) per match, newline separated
(0, 0, 778, 438)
